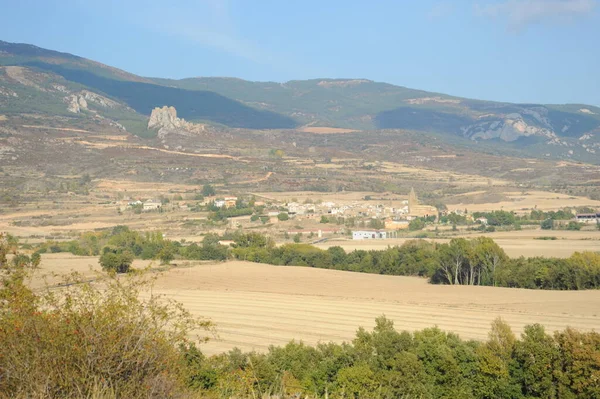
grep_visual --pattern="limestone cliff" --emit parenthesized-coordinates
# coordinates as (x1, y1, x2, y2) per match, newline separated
(461, 112, 556, 142)
(65, 90, 121, 113)
(148, 106, 205, 137)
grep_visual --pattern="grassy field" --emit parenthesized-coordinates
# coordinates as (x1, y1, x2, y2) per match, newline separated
(32, 254, 600, 357)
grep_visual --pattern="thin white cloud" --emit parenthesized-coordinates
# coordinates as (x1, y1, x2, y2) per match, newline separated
(476, 0, 596, 29)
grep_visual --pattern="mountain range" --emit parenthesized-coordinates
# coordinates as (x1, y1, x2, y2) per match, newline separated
(1, 40, 599, 163)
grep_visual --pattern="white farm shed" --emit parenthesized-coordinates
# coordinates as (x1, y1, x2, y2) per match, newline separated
(352, 230, 387, 240)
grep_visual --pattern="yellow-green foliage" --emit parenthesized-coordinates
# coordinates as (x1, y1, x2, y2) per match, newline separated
(0, 261, 212, 398)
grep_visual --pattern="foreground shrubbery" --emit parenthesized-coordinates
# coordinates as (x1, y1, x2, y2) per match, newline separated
(0, 259, 211, 398)
(186, 317, 600, 399)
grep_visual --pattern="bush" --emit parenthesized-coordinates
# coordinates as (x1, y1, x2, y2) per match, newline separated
(0, 265, 212, 398)
(566, 221, 582, 231)
(201, 184, 216, 197)
(541, 219, 554, 230)
(409, 218, 425, 231)
(277, 212, 289, 221)
(99, 248, 134, 273)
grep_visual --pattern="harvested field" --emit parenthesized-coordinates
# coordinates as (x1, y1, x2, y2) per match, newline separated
(450, 190, 600, 212)
(151, 261, 600, 355)
(33, 254, 599, 356)
(316, 230, 600, 258)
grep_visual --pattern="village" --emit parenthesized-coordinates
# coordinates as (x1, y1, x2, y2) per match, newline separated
(120, 187, 600, 242)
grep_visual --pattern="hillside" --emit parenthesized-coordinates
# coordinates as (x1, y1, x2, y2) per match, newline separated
(0, 41, 297, 131)
(156, 76, 600, 160)
(1, 40, 600, 162)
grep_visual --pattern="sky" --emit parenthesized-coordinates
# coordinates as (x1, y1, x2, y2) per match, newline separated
(1, 0, 599, 106)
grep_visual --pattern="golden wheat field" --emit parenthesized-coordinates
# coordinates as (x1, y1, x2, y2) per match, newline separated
(33, 254, 600, 356)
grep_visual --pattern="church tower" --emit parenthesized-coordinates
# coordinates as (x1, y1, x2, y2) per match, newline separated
(408, 187, 417, 213)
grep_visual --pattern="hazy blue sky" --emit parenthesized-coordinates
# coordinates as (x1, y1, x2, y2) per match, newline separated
(1, 0, 599, 105)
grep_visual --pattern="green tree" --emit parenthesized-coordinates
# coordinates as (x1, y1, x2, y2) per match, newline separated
(293, 233, 302, 243)
(334, 364, 377, 398)
(99, 249, 134, 273)
(233, 232, 274, 249)
(201, 184, 216, 197)
(409, 218, 426, 231)
(277, 212, 289, 221)
(158, 247, 175, 265)
(541, 218, 554, 230)
(513, 324, 559, 398)
(369, 218, 385, 229)
(471, 237, 508, 286)
(566, 221, 582, 231)
(473, 318, 520, 398)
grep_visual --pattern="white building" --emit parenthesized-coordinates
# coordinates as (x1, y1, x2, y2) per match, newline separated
(352, 230, 388, 240)
(576, 213, 600, 223)
(143, 200, 162, 211)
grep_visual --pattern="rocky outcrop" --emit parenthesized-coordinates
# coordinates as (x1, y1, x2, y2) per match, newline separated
(66, 94, 88, 113)
(148, 106, 205, 137)
(80, 90, 120, 108)
(65, 90, 121, 113)
(462, 113, 555, 142)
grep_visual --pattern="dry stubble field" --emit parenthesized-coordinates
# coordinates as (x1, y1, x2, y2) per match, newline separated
(33, 254, 600, 356)
(316, 229, 600, 258)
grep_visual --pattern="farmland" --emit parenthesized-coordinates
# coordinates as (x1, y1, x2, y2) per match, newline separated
(31, 254, 600, 356)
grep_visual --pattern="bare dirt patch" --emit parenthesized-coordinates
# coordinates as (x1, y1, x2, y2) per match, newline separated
(298, 126, 358, 134)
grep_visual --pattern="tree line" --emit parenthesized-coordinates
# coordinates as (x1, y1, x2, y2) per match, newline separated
(32, 226, 229, 273)
(28, 229, 600, 290)
(230, 233, 600, 290)
(183, 316, 600, 399)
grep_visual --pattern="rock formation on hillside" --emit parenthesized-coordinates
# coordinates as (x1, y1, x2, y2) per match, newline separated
(148, 106, 205, 137)
(462, 114, 556, 142)
(65, 90, 122, 113)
